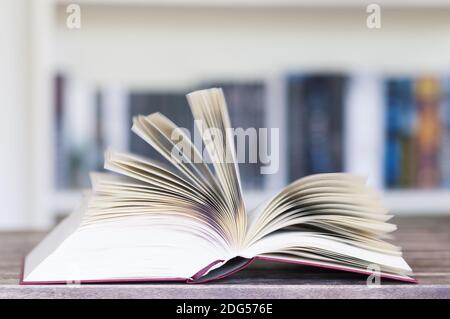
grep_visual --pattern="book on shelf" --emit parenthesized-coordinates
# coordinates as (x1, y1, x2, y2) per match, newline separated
(54, 74, 67, 190)
(384, 78, 415, 189)
(287, 74, 346, 182)
(415, 76, 441, 188)
(384, 75, 446, 189)
(23, 88, 414, 284)
(441, 77, 450, 187)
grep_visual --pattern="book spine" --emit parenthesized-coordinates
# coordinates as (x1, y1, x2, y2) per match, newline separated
(384, 78, 414, 189)
(93, 90, 105, 172)
(440, 77, 450, 187)
(415, 76, 441, 188)
(398, 80, 416, 188)
(54, 74, 67, 189)
(302, 75, 346, 175)
(287, 74, 346, 181)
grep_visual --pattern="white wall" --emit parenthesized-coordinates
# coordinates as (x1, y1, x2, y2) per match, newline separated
(54, 5, 450, 89)
(0, 0, 32, 229)
(0, 0, 55, 230)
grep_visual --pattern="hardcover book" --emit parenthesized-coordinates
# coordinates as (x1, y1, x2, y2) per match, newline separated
(22, 88, 414, 284)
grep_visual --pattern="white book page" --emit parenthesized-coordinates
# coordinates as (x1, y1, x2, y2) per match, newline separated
(241, 231, 412, 274)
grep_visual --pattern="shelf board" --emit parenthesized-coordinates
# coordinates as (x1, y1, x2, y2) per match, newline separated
(383, 190, 450, 215)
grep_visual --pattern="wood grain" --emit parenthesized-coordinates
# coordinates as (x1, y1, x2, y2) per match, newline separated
(0, 217, 449, 298)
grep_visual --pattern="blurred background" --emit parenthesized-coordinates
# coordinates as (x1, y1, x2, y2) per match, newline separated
(1, 0, 450, 230)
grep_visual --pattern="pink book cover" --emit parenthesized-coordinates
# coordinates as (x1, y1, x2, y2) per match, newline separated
(20, 256, 416, 285)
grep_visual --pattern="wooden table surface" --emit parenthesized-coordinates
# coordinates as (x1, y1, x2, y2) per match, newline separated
(1, 217, 449, 299)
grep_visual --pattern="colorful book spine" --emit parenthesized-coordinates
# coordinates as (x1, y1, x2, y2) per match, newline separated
(415, 76, 441, 188)
(440, 77, 450, 187)
(384, 78, 414, 189)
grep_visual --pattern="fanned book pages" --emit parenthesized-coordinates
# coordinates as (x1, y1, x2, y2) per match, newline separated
(22, 88, 415, 284)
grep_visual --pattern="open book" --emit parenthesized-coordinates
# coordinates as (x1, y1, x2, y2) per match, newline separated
(22, 88, 414, 284)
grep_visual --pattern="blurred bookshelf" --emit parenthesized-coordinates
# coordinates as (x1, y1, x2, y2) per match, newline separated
(51, 71, 450, 216)
(19, 0, 450, 230)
